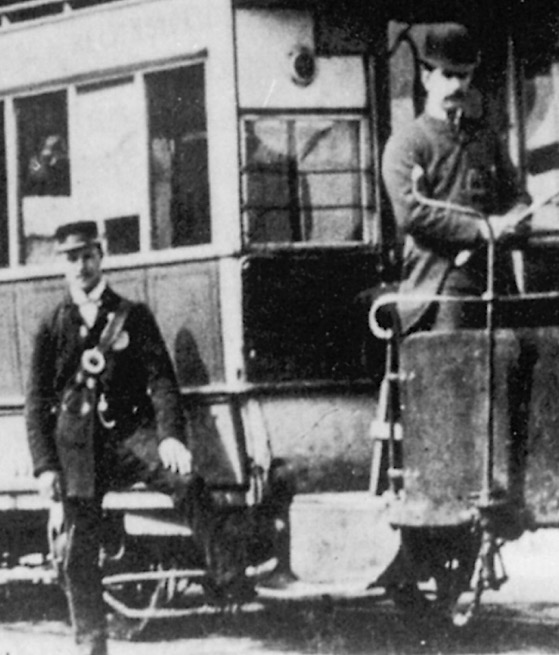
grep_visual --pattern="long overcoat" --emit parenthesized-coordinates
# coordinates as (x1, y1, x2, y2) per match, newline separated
(25, 285, 185, 497)
(382, 113, 530, 333)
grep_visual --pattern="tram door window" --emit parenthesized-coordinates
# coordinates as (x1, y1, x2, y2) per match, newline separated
(146, 64, 210, 249)
(241, 116, 367, 244)
(16, 90, 70, 265)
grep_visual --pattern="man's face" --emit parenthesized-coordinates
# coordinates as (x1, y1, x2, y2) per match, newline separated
(422, 65, 476, 118)
(62, 244, 103, 294)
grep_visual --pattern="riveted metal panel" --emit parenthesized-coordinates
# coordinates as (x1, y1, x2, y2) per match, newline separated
(398, 329, 524, 525)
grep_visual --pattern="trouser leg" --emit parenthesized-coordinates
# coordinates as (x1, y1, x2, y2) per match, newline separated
(63, 497, 107, 655)
(147, 465, 250, 592)
(112, 436, 248, 592)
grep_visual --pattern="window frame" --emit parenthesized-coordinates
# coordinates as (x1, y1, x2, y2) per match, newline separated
(0, 54, 220, 280)
(239, 110, 375, 250)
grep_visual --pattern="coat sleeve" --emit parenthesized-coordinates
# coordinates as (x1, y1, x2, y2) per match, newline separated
(132, 304, 186, 444)
(24, 314, 60, 477)
(382, 129, 487, 254)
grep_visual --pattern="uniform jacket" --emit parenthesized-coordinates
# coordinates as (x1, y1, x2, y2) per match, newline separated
(25, 285, 185, 496)
(382, 113, 529, 333)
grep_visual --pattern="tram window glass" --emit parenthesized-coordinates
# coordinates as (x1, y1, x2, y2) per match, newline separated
(146, 64, 211, 249)
(242, 117, 365, 244)
(74, 76, 143, 255)
(16, 90, 70, 265)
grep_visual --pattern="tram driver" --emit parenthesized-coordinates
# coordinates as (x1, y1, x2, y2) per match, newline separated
(373, 22, 535, 594)
(25, 221, 247, 655)
(382, 22, 531, 334)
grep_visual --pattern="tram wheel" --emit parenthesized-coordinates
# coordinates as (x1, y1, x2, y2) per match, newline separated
(387, 523, 483, 626)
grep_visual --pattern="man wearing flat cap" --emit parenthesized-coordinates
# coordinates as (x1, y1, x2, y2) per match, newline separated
(25, 221, 247, 655)
(382, 22, 531, 333)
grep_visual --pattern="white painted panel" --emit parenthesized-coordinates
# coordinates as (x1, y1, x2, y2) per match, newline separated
(0, 415, 35, 489)
(73, 77, 145, 229)
(236, 9, 366, 109)
(0, 0, 219, 92)
(0, 0, 240, 253)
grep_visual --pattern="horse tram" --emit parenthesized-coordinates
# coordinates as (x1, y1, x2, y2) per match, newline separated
(0, 0, 555, 635)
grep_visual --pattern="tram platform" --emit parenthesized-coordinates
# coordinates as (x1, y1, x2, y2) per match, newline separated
(0, 485, 398, 591)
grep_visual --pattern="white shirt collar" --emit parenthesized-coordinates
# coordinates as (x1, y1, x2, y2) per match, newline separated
(70, 277, 107, 306)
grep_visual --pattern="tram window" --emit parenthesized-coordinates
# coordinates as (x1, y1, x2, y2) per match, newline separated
(17, 93, 70, 198)
(74, 76, 143, 257)
(16, 91, 70, 265)
(104, 215, 140, 255)
(146, 64, 211, 249)
(242, 117, 365, 244)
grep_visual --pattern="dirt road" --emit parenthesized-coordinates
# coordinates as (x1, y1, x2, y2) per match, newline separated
(2, 529, 559, 655)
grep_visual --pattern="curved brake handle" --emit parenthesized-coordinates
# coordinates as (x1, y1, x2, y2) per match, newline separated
(369, 293, 400, 340)
(368, 291, 485, 340)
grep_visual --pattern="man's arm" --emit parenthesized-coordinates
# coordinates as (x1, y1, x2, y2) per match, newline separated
(24, 316, 61, 480)
(382, 130, 488, 252)
(132, 304, 192, 474)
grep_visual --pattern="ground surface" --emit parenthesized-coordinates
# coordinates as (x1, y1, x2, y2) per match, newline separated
(1, 529, 559, 654)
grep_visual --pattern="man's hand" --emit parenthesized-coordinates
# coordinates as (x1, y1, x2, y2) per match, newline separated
(488, 204, 531, 241)
(158, 437, 193, 476)
(37, 470, 61, 501)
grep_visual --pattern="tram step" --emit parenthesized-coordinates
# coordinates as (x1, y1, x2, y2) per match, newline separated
(290, 492, 398, 584)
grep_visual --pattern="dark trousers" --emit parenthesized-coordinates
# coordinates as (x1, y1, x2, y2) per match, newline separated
(63, 497, 107, 654)
(62, 438, 212, 654)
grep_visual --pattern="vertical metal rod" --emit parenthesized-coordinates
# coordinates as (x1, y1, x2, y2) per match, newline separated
(385, 338, 397, 492)
(483, 221, 496, 506)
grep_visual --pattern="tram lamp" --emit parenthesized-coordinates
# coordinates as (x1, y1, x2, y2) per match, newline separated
(289, 45, 316, 86)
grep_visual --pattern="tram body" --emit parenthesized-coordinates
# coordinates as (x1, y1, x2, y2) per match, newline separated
(0, 0, 386, 611)
(0, 0, 557, 625)
(0, 0, 382, 501)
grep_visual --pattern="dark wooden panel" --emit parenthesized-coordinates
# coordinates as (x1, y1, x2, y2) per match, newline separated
(242, 250, 382, 383)
(13, 259, 224, 403)
(16, 277, 66, 399)
(0, 286, 22, 399)
(146, 260, 224, 386)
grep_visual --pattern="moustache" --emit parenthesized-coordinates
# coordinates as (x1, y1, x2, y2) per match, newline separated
(445, 91, 466, 102)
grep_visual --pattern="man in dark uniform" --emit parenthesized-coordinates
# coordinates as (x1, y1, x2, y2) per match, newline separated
(382, 23, 531, 333)
(25, 221, 242, 655)
(374, 23, 534, 596)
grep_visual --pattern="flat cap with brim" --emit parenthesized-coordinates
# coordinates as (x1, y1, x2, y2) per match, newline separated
(55, 221, 101, 253)
(421, 23, 480, 72)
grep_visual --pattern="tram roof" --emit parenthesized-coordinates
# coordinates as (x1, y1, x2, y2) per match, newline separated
(0, 0, 549, 33)
(233, 0, 541, 22)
